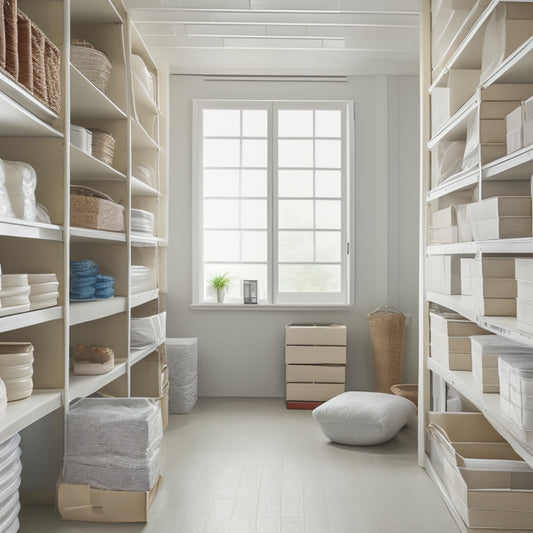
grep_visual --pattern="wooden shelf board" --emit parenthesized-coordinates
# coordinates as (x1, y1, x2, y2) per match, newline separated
(131, 176, 159, 197)
(427, 238, 533, 255)
(132, 119, 159, 150)
(70, 0, 123, 24)
(70, 145, 127, 181)
(428, 94, 478, 149)
(68, 359, 127, 400)
(0, 390, 62, 443)
(428, 358, 533, 466)
(70, 65, 127, 120)
(426, 167, 479, 202)
(69, 297, 128, 326)
(70, 226, 127, 243)
(0, 306, 62, 334)
(133, 73, 158, 114)
(0, 70, 60, 135)
(482, 144, 533, 181)
(0, 217, 63, 241)
(130, 341, 164, 366)
(131, 289, 159, 308)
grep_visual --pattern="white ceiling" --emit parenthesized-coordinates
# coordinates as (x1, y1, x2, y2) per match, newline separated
(124, 0, 422, 76)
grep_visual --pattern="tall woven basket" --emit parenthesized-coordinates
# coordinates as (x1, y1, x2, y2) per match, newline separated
(367, 307, 406, 393)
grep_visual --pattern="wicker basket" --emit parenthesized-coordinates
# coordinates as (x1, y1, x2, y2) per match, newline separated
(91, 129, 115, 166)
(71, 39, 112, 93)
(30, 15, 46, 104)
(367, 307, 406, 393)
(4, 0, 17, 79)
(44, 36, 60, 113)
(0, 1, 6, 69)
(391, 384, 418, 407)
(15, 8, 30, 91)
(70, 185, 124, 232)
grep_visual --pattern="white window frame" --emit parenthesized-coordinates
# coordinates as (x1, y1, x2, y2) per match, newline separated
(192, 99, 353, 306)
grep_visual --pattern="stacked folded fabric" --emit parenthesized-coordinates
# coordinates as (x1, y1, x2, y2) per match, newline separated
(0, 274, 30, 317)
(63, 398, 162, 491)
(70, 260, 115, 300)
(131, 208, 154, 235)
(0, 343, 34, 402)
(131, 265, 154, 294)
(28, 273, 59, 311)
(0, 435, 22, 533)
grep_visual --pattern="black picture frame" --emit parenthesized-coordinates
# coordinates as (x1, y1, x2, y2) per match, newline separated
(243, 280, 258, 304)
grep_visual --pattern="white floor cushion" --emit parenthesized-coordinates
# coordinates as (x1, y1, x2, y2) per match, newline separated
(312, 391, 416, 445)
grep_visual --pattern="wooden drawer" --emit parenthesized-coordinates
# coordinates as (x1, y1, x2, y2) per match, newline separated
(286, 364, 345, 383)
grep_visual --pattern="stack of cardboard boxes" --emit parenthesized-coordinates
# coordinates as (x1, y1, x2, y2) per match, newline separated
(516, 258, 533, 325)
(285, 324, 346, 410)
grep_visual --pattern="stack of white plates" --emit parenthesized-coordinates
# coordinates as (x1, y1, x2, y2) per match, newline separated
(28, 273, 59, 311)
(132, 164, 155, 188)
(71, 124, 92, 155)
(131, 208, 154, 235)
(0, 343, 34, 402)
(131, 265, 154, 294)
(0, 275, 30, 317)
(0, 434, 22, 533)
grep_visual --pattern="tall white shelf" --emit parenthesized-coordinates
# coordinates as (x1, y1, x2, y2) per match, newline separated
(421, 2, 533, 531)
(0, 0, 168, 513)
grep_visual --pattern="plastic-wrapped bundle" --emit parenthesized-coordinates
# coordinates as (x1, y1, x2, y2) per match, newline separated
(0, 161, 15, 218)
(3, 160, 37, 221)
(167, 338, 198, 414)
(130, 312, 166, 349)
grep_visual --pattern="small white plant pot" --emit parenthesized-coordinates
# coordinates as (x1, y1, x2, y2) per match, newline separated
(216, 288, 225, 303)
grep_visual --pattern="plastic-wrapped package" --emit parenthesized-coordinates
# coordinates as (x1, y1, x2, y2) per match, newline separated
(35, 202, 51, 223)
(130, 312, 166, 349)
(0, 161, 14, 218)
(65, 398, 163, 459)
(3, 160, 37, 221)
(167, 338, 198, 414)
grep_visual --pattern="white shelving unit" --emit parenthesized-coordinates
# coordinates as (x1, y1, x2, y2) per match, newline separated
(0, 0, 168, 516)
(422, 1, 533, 531)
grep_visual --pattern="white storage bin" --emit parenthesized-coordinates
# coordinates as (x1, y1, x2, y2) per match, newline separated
(70, 124, 92, 154)
(130, 312, 166, 349)
(131, 208, 154, 235)
(426, 255, 461, 295)
(431, 141, 465, 187)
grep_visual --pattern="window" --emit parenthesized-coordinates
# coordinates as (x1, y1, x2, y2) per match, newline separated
(193, 100, 352, 305)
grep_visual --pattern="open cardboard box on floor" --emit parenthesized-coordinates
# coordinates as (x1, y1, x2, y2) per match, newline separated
(57, 474, 161, 522)
(428, 412, 533, 529)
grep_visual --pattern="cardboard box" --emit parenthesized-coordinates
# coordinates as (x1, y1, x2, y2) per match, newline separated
(432, 206, 457, 228)
(475, 179, 532, 199)
(480, 99, 523, 119)
(470, 277, 517, 298)
(428, 226, 458, 244)
(471, 297, 516, 317)
(472, 363, 500, 386)
(470, 257, 515, 279)
(430, 344, 472, 371)
(429, 311, 488, 336)
(481, 83, 533, 102)
(431, 328, 472, 353)
(426, 255, 461, 295)
(518, 280, 533, 303)
(468, 197, 532, 222)
(471, 217, 532, 241)
(516, 258, 533, 283)
(285, 324, 346, 346)
(57, 475, 161, 522)
(131, 352, 163, 398)
(480, 119, 506, 143)
(517, 299, 533, 325)
(286, 382, 344, 402)
(507, 127, 523, 154)
(285, 345, 346, 365)
(285, 364, 345, 383)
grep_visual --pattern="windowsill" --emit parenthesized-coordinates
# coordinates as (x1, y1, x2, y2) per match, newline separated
(190, 303, 353, 311)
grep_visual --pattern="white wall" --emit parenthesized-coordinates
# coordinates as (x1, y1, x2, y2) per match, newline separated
(167, 75, 419, 397)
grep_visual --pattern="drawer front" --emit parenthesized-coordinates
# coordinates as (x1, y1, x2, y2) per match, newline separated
(286, 382, 345, 401)
(285, 345, 346, 364)
(286, 364, 345, 383)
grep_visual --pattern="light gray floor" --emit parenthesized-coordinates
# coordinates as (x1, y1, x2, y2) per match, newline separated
(20, 397, 459, 533)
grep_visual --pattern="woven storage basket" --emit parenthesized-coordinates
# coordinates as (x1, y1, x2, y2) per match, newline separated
(15, 9, 30, 91)
(90, 129, 115, 166)
(0, 1, 5, 69)
(367, 307, 406, 393)
(44, 37, 60, 113)
(70, 185, 124, 232)
(4, 0, 17, 79)
(71, 39, 112, 94)
(391, 384, 418, 407)
(29, 16, 46, 104)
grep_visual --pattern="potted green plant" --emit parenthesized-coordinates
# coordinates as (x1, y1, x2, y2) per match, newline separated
(209, 273, 231, 303)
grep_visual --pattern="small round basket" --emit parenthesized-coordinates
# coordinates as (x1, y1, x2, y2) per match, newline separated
(390, 383, 418, 407)
(90, 129, 115, 167)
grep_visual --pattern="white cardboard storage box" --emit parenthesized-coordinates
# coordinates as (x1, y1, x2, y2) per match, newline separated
(431, 205, 457, 228)
(470, 277, 517, 299)
(429, 226, 458, 244)
(426, 255, 461, 295)
(471, 297, 516, 317)
(516, 258, 533, 283)
(285, 364, 345, 383)
(467, 196, 532, 221)
(285, 324, 346, 346)
(471, 217, 532, 241)
(518, 280, 533, 303)
(431, 329, 472, 353)
(429, 311, 488, 337)
(286, 382, 344, 402)
(57, 475, 161, 522)
(285, 345, 346, 365)
(470, 257, 515, 279)
(430, 344, 472, 371)
(517, 299, 533, 325)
